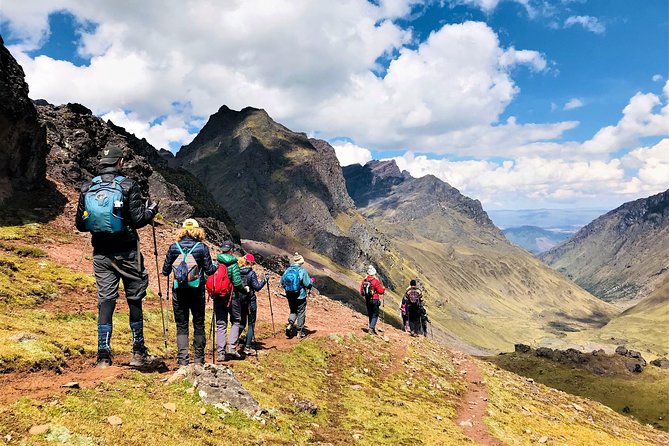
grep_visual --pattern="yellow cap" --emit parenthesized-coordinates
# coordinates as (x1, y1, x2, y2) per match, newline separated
(182, 218, 199, 228)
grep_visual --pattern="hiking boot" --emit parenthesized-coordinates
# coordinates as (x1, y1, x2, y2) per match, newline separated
(96, 356, 112, 369)
(297, 331, 307, 339)
(129, 348, 153, 367)
(285, 322, 294, 338)
(226, 348, 242, 360)
(242, 346, 255, 355)
(177, 359, 190, 367)
(370, 328, 378, 336)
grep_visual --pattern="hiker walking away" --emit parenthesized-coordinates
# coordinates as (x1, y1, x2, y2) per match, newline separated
(161, 219, 216, 367)
(238, 253, 268, 354)
(360, 265, 385, 335)
(280, 253, 312, 339)
(75, 145, 158, 368)
(399, 299, 410, 333)
(404, 279, 424, 336)
(215, 241, 244, 359)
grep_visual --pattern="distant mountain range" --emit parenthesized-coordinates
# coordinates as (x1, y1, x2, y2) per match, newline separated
(503, 225, 570, 254)
(488, 208, 607, 233)
(541, 189, 669, 303)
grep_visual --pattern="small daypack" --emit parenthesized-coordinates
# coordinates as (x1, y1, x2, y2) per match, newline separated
(205, 263, 233, 301)
(82, 175, 127, 234)
(407, 288, 421, 305)
(362, 279, 374, 299)
(173, 242, 201, 289)
(282, 266, 302, 293)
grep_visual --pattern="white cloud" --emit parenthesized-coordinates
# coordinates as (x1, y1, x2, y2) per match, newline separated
(564, 98, 584, 110)
(101, 109, 195, 151)
(622, 139, 669, 187)
(653, 74, 664, 82)
(564, 15, 605, 34)
(332, 142, 374, 167)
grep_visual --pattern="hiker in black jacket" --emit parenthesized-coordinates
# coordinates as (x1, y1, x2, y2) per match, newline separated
(75, 145, 158, 368)
(238, 253, 267, 355)
(162, 219, 216, 366)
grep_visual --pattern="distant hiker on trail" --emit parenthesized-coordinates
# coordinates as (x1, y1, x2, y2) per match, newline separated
(215, 241, 244, 359)
(75, 145, 158, 368)
(403, 279, 425, 336)
(238, 253, 268, 354)
(280, 253, 312, 339)
(360, 265, 385, 335)
(161, 219, 216, 366)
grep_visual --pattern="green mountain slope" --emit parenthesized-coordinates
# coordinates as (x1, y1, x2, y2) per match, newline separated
(541, 189, 669, 303)
(343, 161, 617, 352)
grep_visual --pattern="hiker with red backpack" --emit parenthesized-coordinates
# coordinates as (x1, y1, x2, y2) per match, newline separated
(280, 253, 312, 339)
(403, 279, 425, 336)
(360, 265, 385, 335)
(161, 219, 216, 367)
(214, 241, 244, 359)
(238, 253, 268, 354)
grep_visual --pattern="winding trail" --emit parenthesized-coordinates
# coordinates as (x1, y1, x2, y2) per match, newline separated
(453, 352, 507, 446)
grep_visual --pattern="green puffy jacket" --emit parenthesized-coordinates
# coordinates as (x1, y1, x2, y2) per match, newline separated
(216, 253, 242, 288)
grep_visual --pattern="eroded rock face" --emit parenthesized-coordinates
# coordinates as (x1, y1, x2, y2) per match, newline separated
(36, 102, 237, 242)
(0, 38, 49, 203)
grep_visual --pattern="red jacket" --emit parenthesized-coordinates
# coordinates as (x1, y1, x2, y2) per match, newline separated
(360, 276, 385, 300)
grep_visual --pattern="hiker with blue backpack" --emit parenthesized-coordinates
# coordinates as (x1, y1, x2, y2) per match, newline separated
(281, 253, 312, 339)
(215, 241, 245, 359)
(161, 219, 216, 366)
(75, 145, 158, 368)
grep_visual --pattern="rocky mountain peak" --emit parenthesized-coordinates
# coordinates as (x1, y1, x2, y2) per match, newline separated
(365, 159, 402, 179)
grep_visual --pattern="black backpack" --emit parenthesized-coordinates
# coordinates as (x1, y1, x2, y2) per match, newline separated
(407, 288, 421, 305)
(362, 279, 374, 299)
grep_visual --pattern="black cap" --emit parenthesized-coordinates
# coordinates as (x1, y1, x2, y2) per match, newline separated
(100, 145, 124, 166)
(220, 240, 233, 252)
(410, 279, 417, 286)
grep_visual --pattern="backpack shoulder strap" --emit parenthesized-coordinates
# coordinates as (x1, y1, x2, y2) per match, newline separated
(176, 242, 185, 256)
(91, 176, 102, 184)
(186, 242, 200, 256)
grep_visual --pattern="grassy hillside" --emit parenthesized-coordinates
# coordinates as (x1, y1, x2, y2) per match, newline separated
(1, 216, 667, 445)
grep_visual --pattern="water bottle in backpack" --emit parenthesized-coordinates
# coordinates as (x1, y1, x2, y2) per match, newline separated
(82, 175, 127, 234)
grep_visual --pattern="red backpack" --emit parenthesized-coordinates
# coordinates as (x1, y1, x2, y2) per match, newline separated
(205, 263, 233, 304)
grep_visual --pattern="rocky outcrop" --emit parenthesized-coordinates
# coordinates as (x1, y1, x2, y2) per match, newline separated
(0, 38, 49, 203)
(36, 102, 238, 244)
(175, 106, 391, 272)
(516, 345, 647, 375)
(541, 189, 669, 302)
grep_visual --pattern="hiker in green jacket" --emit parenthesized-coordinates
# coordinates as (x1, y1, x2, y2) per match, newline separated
(215, 240, 244, 359)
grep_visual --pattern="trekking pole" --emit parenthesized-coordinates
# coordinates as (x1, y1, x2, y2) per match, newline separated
(210, 306, 216, 364)
(265, 271, 276, 336)
(151, 220, 169, 354)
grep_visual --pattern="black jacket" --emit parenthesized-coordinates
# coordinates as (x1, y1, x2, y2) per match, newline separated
(75, 167, 153, 255)
(240, 266, 266, 300)
(162, 236, 217, 278)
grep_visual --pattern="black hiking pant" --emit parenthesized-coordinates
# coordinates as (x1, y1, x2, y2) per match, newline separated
(366, 298, 381, 331)
(287, 295, 307, 332)
(407, 303, 424, 335)
(93, 249, 148, 358)
(172, 286, 206, 364)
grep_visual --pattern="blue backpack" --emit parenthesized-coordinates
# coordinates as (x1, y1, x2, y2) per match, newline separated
(83, 175, 126, 233)
(282, 266, 302, 293)
(173, 242, 201, 289)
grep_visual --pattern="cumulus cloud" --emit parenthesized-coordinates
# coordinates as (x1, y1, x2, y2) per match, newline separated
(622, 138, 669, 187)
(653, 74, 664, 82)
(101, 110, 195, 151)
(332, 142, 374, 167)
(564, 15, 605, 34)
(564, 98, 584, 110)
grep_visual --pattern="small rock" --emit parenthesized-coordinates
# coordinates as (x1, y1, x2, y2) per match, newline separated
(527, 378, 535, 383)
(62, 382, 80, 389)
(515, 343, 531, 353)
(199, 407, 207, 415)
(525, 429, 532, 434)
(435, 415, 443, 421)
(382, 335, 390, 342)
(107, 416, 123, 426)
(459, 420, 473, 427)
(350, 384, 363, 391)
(538, 435, 549, 444)
(163, 402, 177, 413)
(352, 433, 362, 441)
(28, 424, 49, 435)
(572, 403, 585, 412)
(10, 332, 38, 343)
(186, 387, 195, 395)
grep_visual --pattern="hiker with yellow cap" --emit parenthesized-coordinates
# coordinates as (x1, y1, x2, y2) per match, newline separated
(280, 252, 312, 339)
(161, 218, 216, 366)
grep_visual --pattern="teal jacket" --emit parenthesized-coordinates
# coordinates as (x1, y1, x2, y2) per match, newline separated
(281, 264, 312, 300)
(216, 253, 242, 289)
